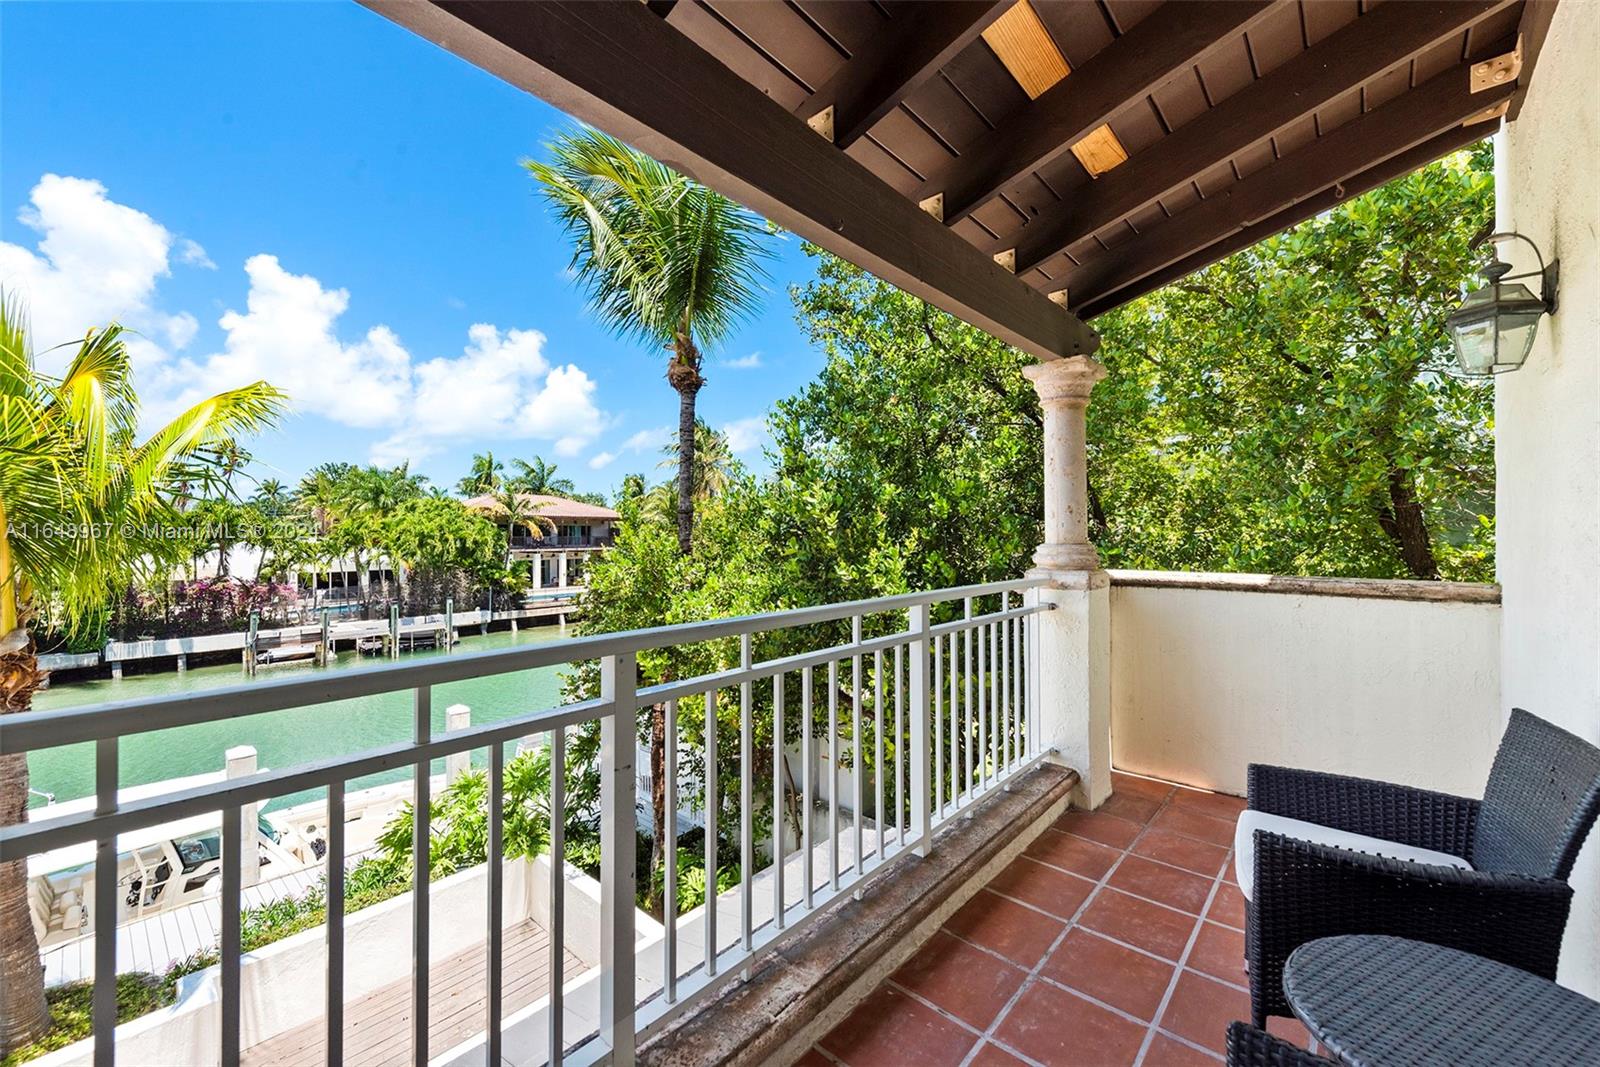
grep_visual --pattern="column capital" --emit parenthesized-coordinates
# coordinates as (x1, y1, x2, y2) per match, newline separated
(1023, 355, 1108, 406)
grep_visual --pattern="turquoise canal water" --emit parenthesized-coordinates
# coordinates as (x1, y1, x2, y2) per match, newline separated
(26, 625, 573, 812)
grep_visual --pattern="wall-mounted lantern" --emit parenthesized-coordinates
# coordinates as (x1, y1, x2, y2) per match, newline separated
(1446, 232, 1559, 377)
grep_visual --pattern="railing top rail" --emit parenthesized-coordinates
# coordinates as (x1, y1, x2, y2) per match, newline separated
(0, 696, 612, 860)
(1, 577, 1045, 754)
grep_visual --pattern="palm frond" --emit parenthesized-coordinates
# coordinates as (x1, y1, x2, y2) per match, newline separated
(526, 127, 772, 353)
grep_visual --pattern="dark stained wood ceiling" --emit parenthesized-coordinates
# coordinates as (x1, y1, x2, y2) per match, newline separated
(368, 0, 1555, 358)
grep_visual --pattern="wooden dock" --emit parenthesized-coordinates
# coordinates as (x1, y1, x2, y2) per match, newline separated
(240, 919, 586, 1066)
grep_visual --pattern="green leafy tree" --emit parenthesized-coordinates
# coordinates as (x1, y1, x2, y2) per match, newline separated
(378, 496, 509, 610)
(1090, 146, 1495, 579)
(0, 298, 283, 1054)
(527, 128, 771, 555)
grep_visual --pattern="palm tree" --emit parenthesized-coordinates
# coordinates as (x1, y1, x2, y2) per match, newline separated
(295, 462, 356, 534)
(0, 295, 284, 1054)
(457, 451, 503, 497)
(527, 129, 770, 554)
(658, 419, 736, 502)
(490, 488, 555, 565)
(252, 478, 289, 512)
(507, 456, 575, 497)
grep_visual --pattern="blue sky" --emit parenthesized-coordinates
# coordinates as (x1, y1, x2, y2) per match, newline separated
(0, 1, 826, 497)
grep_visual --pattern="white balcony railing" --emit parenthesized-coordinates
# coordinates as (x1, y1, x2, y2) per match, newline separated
(0, 578, 1050, 1066)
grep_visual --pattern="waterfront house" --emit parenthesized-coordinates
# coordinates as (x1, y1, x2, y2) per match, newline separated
(4, 2, 1595, 1066)
(463, 493, 621, 590)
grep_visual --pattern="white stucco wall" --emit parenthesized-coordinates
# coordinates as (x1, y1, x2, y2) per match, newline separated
(1497, 0, 1600, 998)
(1109, 577, 1502, 799)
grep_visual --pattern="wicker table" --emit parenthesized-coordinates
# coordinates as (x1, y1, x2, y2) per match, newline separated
(1283, 935, 1600, 1066)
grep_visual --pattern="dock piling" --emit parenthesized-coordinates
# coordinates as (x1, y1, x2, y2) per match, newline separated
(226, 745, 261, 887)
(445, 705, 471, 783)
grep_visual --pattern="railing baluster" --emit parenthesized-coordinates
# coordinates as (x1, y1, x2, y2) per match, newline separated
(327, 779, 345, 1067)
(963, 597, 974, 804)
(772, 671, 785, 928)
(739, 634, 753, 952)
(412, 686, 431, 1067)
(894, 641, 905, 847)
(851, 617, 863, 877)
(487, 743, 504, 1064)
(933, 630, 944, 819)
(873, 648, 885, 860)
(222, 801, 242, 1066)
(704, 688, 718, 975)
(93, 737, 117, 1067)
(828, 658, 840, 892)
(801, 664, 814, 909)
(978, 617, 989, 791)
(948, 632, 959, 811)
(599, 652, 638, 1066)
(1017, 607, 1027, 759)
(549, 724, 566, 1066)
(1011, 608, 1021, 768)
(990, 618, 1000, 783)
(909, 604, 932, 856)
(1000, 593, 1011, 773)
(664, 699, 678, 1000)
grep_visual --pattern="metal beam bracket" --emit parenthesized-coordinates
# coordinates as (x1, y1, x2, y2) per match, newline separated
(806, 105, 835, 141)
(1471, 35, 1522, 93)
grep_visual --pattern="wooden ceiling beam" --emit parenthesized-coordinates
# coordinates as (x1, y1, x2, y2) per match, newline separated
(1508, 0, 1558, 120)
(1010, 0, 1517, 275)
(1067, 59, 1517, 314)
(1076, 121, 1493, 318)
(797, 1, 1011, 150)
(924, 0, 1280, 227)
(362, 0, 1099, 360)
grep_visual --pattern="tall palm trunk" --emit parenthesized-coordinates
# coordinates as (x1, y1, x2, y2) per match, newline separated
(650, 334, 703, 904)
(1, 630, 52, 1054)
(668, 333, 703, 555)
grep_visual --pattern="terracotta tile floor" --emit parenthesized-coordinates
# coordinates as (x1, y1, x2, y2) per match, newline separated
(812, 772, 1316, 1067)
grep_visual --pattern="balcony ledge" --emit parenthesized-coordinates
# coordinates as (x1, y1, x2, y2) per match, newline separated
(637, 763, 1080, 1067)
(1107, 569, 1501, 605)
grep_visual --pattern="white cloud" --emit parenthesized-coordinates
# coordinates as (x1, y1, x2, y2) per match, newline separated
(177, 239, 216, 270)
(588, 450, 618, 470)
(622, 426, 670, 454)
(722, 415, 769, 454)
(720, 350, 762, 369)
(370, 329, 604, 465)
(176, 254, 414, 428)
(2, 174, 613, 464)
(0, 174, 191, 372)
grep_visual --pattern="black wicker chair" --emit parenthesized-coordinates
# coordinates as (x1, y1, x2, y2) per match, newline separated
(1243, 707, 1600, 1026)
(1225, 1022, 1336, 1067)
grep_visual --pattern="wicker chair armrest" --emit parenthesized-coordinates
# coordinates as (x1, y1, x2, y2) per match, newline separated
(1225, 1022, 1337, 1067)
(1248, 763, 1480, 855)
(1247, 831, 1572, 1024)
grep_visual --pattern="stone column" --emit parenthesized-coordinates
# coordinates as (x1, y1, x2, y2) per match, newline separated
(1023, 356, 1113, 809)
(558, 552, 568, 590)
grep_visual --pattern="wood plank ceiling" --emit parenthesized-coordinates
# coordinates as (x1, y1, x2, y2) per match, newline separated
(369, 0, 1555, 355)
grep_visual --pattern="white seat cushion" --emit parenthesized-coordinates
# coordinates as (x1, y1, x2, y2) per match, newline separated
(1234, 809, 1472, 901)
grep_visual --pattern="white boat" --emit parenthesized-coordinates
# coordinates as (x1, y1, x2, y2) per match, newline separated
(27, 768, 472, 983)
(26, 773, 323, 950)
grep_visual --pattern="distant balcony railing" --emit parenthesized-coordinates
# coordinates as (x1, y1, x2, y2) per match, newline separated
(509, 535, 611, 550)
(1, 577, 1047, 1065)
